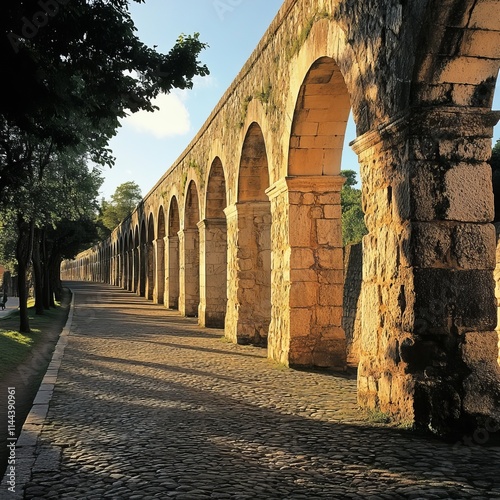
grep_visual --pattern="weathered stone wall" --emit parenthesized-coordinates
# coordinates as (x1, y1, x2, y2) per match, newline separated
(495, 224, 500, 369)
(61, 0, 500, 438)
(342, 242, 362, 367)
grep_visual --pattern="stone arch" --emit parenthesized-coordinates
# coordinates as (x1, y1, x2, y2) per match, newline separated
(226, 122, 271, 346)
(318, 0, 500, 434)
(199, 157, 228, 328)
(288, 56, 351, 176)
(139, 219, 147, 296)
(180, 181, 201, 317)
(118, 236, 124, 288)
(133, 225, 140, 293)
(127, 230, 134, 291)
(237, 123, 270, 202)
(166, 196, 180, 309)
(146, 213, 155, 300)
(154, 205, 166, 304)
(266, 55, 349, 369)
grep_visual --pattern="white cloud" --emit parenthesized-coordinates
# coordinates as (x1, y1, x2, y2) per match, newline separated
(125, 92, 191, 138)
(192, 74, 217, 89)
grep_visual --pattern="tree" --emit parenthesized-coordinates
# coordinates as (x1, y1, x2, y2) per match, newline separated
(0, 0, 209, 200)
(0, 0, 209, 331)
(0, 138, 103, 331)
(340, 169, 367, 246)
(101, 181, 142, 231)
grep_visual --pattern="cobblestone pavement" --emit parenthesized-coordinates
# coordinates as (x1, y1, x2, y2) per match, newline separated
(4, 282, 500, 499)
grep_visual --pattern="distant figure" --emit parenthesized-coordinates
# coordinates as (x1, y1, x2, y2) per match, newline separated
(1, 292, 7, 310)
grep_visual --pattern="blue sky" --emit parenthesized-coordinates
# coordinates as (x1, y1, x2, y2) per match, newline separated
(99, 0, 500, 200)
(101, 0, 284, 199)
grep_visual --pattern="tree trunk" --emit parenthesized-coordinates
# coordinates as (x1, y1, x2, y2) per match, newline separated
(16, 216, 34, 333)
(41, 230, 52, 309)
(32, 228, 44, 315)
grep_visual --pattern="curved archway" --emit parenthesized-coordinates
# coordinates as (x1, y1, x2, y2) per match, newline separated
(289, 56, 351, 176)
(166, 197, 180, 309)
(139, 219, 147, 296)
(127, 230, 134, 291)
(146, 213, 155, 299)
(267, 55, 349, 370)
(154, 206, 166, 304)
(133, 226, 140, 293)
(226, 122, 271, 346)
(180, 181, 201, 317)
(200, 157, 228, 328)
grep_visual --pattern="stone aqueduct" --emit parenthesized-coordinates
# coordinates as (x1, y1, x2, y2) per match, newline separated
(61, 0, 500, 436)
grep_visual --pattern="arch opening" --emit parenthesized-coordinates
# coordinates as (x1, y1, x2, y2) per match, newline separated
(167, 197, 180, 309)
(267, 56, 355, 370)
(146, 214, 155, 300)
(200, 157, 228, 328)
(181, 181, 201, 317)
(155, 206, 166, 305)
(228, 122, 271, 346)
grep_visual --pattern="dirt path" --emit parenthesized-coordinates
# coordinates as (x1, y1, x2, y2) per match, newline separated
(0, 290, 70, 478)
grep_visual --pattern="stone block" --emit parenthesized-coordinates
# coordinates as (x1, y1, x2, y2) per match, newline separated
(454, 223, 496, 269)
(444, 163, 493, 222)
(411, 222, 452, 268)
(318, 284, 343, 307)
(412, 222, 496, 269)
(317, 248, 343, 269)
(290, 269, 319, 282)
(289, 149, 325, 175)
(439, 57, 499, 85)
(316, 306, 343, 327)
(461, 29, 500, 59)
(318, 192, 341, 204)
(316, 219, 342, 246)
(470, 1, 500, 30)
(301, 193, 316, 205)
(318, 121, 348, 135)
(360, 283, 381, 355)
(289, 308, 313, 336)
(290, 281, 318, 307)
(289, 205, 313, 246)
(290, 248, 315, 269)
(323, 204, 341, 219)
(462, 331, 499, 366)
(318, 269, 343, 285)
(292, 121, 319, 135)
(413, 268, 496, 333)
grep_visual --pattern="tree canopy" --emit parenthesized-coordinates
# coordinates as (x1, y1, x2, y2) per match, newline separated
(100, 181, 143, 231)
(0, 0, 210, 332)
(340, 169, 367, 246)
(1, 0, 208, 139)
(1, 0, 209, 199)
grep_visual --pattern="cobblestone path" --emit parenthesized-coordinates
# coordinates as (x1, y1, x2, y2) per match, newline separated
(4, 282, 500, 499)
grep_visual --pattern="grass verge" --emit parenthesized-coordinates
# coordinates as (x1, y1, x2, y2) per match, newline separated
(0, 297, 69, 381)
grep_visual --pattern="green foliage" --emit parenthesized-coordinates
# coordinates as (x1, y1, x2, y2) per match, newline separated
(287, 11, 331, 60)
(340, 170, 367, 246)
(365, 409, 392, 424)
(100, 181, 142, 231)
(0, 1, 209, 201)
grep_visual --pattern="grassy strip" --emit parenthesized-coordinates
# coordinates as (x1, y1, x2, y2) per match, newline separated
(0, 299, 68, 381)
